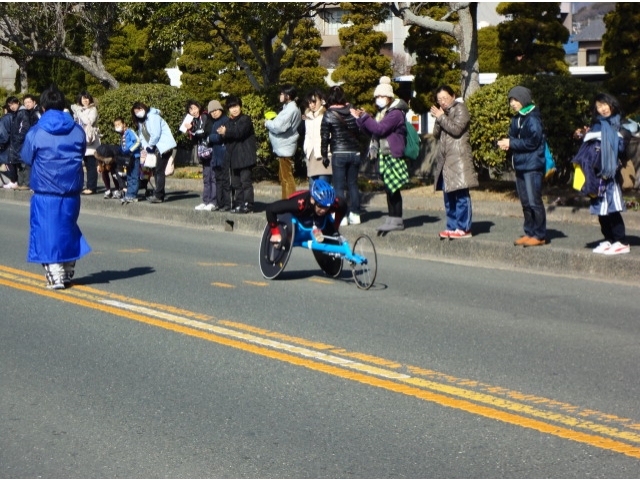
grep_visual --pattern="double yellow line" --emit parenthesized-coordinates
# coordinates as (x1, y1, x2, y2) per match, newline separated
(2, 264, 640, 459)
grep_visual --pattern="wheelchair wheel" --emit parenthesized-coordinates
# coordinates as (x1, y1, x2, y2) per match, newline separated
(350, 235, 377, 290)
(313, 249, 343, 278)
(259, 214, 295, 280)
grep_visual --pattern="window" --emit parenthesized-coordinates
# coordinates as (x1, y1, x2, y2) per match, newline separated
(586, 49, 600, 66)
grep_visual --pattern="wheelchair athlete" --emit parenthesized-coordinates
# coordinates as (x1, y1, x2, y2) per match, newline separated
(265, 180, 347, 244)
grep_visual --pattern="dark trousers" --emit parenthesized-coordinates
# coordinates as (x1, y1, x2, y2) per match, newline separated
(214, 156, 232, 209)
(599, 212, 626, 243)
(153, 150, 172, 201)
(17, 163, 30, 187)
(84, 155, 97, 192)
(231, 166, 254, 208)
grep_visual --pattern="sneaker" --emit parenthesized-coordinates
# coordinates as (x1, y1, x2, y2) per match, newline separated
(592, 241, 612, 254)
(112, 190, 122, 199)
(203, 203, 219, 211)
(449, 229, 472, 239)
(195, 203, 207, 210)
(46, 281, 65, 290)
(439, 230, 455, 238)
(219, 205, 231, 212)
(149, 196, 163, 204)
(523, 237, 546, 247)
(104, 190, 113, 199)
(15, 185, 30, 191)
(121, 197, 138, 204)
(348, 212, 361, 225)
(603, 241, 630, 256)
(340, 216, 348, 227)
(3, 182, 17, 189)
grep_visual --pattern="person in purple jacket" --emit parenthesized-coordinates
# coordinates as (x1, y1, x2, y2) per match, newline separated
(21, 85, 91, 289)
(351, 76, 409, 232)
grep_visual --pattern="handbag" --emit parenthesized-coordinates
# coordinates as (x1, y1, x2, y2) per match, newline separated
(142, 152, 157, 169)
(573, 164, 585, 191)
(197, 143, 213, 160)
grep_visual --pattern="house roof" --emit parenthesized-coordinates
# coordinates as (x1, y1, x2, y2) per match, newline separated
(573, 18, 606, 42)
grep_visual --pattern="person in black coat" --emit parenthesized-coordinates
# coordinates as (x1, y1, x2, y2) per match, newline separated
(216, 96, 256, 213)
(208, 100, 231, 211)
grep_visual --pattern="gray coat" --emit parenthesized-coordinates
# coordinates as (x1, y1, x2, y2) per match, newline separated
(432, 100, 478, 193)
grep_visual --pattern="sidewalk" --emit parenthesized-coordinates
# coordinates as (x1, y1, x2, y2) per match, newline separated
(2, 178, 640, 283)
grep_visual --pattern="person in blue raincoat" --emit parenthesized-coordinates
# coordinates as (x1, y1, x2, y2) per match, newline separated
(20, 85, 91, 289)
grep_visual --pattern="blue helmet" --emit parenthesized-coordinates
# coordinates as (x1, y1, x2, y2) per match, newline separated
(310, 180, 335, 207)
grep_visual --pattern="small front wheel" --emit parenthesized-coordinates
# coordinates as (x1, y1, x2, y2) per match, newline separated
(350, 235, 377, 290)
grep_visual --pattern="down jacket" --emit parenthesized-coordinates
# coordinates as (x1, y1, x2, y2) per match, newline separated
(508, 106, 545, 172)
(320, 105, 360, 160)
(432, 99, 478, 192)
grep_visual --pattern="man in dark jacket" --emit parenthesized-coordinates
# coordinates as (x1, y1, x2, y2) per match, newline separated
(208, 100, 231, 211)
(497, 86, 546, 247)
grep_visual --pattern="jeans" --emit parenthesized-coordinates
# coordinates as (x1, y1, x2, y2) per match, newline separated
(443, 188, 472, 232)
(515, 170, 546, 240)
(125, 156, 140, 199)
(332, 152, 361, 214)
(202, 159, 217, 205)
(309, 175, 332, 190)
(84, 155, 97, 192)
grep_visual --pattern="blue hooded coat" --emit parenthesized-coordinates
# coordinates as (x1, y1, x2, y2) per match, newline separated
(21, 109, 91, 263)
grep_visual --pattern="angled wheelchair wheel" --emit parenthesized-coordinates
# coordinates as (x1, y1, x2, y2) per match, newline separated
(350, 235, 377, 290)
(313, 249, 343, 278)
(259, 214, 295, 280)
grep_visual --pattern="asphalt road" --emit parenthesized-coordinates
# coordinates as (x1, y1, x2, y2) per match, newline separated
(1, 201, 640, 478)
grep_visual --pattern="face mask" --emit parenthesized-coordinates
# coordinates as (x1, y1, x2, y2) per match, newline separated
(114, 127, 123, 133)
(376, 98, 389, 109)
(135, 111, 146, 119)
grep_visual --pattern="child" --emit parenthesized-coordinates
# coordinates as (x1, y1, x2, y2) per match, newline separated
(114, 117, 141, 204)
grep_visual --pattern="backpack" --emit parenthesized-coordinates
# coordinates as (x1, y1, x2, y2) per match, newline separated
(403, 121, 420, 161)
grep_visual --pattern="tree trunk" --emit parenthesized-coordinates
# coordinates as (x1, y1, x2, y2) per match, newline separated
(455, 3, 480, 100)
(17, 58, 29, 94)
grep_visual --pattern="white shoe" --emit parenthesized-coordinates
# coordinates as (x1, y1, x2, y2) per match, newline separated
(203, 203, 217, 211)
(603, 241, 630, 255)
(3, 182, 17, 189)
(340, 216, 348, 227)
(592, 241, 612, 254)
(348, 212, 361, 225)
(195, 203, 207, 210)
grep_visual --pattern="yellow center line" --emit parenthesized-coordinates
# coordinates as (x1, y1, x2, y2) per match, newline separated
(2, 265, 640, 459)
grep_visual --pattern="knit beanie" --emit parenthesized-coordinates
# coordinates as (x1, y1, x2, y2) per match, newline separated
(208, 100, 223, 112)
(507, 86, 533, 107)
(373, 76, 394, 98)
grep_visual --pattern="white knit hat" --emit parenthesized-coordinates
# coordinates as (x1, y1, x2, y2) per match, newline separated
(373, 76, 394, 98)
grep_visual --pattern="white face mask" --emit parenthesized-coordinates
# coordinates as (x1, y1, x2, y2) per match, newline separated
(135, 111, 146, 119)
(114, 127, 123, 133)
(376, 98, 389, 109)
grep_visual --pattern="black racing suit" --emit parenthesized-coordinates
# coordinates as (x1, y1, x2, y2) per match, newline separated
(265, 190, 347, 237)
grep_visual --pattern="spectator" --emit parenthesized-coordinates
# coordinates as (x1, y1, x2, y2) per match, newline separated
(351, 77, 409, 232)
(71, 91, 101, 195)
(265, 84, 301, 199)
(217, 96, 256, 214)
(430, 85, 479, 239)
(572, 93, 632, 255)
(114, 117, 141, 204)
(207, 100, 231, 212)
(497, 86, 546, 247)
(18, 94, 41, 190)
(0, 104, 12, 185)
(131, 102, 177, 204)
(321, 85, 362, 226)
(183, 100, 216, 211)
(2, 96, 21, 189)
(20, 84, 91, 289)
(302, 88, 331, 189)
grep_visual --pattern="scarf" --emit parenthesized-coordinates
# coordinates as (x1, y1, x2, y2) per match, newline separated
(598, 113, 620, 179)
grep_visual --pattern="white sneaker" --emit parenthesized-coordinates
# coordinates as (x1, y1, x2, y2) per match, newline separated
(340, 216, 348, 227)
(348, 212, 361, 225)
(194, 203, 207, 211)
(203, 203, 217, 211)
(592, 241, 612, 254)
(603, 241, 630, 256)
(3, 182, 17, 189)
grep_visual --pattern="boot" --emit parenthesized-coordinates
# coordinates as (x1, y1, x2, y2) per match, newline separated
(376, 217, 392, 232)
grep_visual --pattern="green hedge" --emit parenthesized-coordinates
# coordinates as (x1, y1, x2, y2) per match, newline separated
(467, 74, 600, 180)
